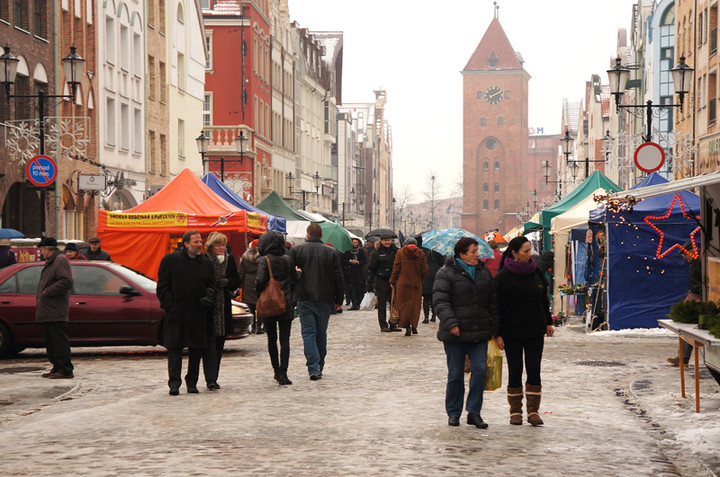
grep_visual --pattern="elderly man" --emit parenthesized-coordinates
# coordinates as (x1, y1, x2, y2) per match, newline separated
(85, 237, 111, 261)
(157, 230, 215, 395)
(37, 237, 75, 379)
(290, 223, 344, 380)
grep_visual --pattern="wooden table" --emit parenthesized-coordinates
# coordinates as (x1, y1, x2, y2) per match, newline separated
(658, 319, 720, 412)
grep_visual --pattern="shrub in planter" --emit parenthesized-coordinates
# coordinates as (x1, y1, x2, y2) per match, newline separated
(667, 300, 720, 324)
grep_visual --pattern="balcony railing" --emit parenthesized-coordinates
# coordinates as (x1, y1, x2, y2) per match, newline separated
(204, 125, 256, 158)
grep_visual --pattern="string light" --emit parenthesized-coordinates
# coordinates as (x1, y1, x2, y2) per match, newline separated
(644, 193, 701, 259)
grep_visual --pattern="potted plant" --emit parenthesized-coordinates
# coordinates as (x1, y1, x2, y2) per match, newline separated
(667, 300, 720, 324)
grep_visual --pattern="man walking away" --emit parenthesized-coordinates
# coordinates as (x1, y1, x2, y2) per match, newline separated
(37, 237, 74, 379)
(290, 223, 344, 380)
(157, 230, 215, 395)
(85, 237, 112, 261)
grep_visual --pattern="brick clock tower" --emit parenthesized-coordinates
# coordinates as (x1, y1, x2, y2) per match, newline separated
(462, 13, 530, 236)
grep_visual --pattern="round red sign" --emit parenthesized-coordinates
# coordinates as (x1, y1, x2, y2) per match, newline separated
(634, 142, 665, 173)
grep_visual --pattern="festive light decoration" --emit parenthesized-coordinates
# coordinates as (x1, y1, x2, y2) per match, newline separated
(643, 194, 701, 259)
(594, 193, 641, 213)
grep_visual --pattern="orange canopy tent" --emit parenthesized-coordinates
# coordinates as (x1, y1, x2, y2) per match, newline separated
(97, 168, 267, 279)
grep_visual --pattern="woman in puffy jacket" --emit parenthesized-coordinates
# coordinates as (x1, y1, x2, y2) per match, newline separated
(433, 237, 499, 429)
(256, 231, 299, 385)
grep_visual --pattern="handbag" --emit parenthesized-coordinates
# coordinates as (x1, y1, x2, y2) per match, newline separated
(256, 256, 286, 317)
(485, 339, 503, 391)
(389, 286, 400, 324)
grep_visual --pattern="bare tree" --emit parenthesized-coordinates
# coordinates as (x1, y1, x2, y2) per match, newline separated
(423, 171, 440, 230)
(394, 185, 413, 235)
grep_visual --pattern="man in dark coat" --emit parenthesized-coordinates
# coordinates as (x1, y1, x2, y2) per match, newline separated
(290, 223, 344, 380)
(368, 233, 400, 331)
(36, 237, 75, 379)
(157, 230, 215, 395)
(85, 237, 112, 261)
(0, 238, 16, 269)
(342, 238, 366, 310)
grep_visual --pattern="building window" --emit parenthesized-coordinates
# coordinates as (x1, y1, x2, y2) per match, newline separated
(494, 199, 500, 210)
(494, 183, 499, 192)
(159, 62, 167, 102)
(133, 108, 142, 154)
(147, 56, 155, 99)
(205, 34, 212, 69)
(483, 200, 488, 210)
(483, 161, 489, 171)
(148, 130, 156, 173)
(481, 117, 486, 126)
(120, 103, 129, 150)
(177, 53, 186, 90)
(147, 0, 155, 28)
(494, 161, 500, 171)
(13, 0, 29, 30)
(178, 119, 185, 157)
(160, 134, 168, 173)
(504, 90, 510, 99)
(159, 0, 165, 34)
(486, 138, 497, 150)
(133, 33, 142, 76)
(483, 183, 489, 192)
(105, 15, 115, 64)
(203, 93, 212, 128)
(120, 25, 129, 71)
(33, 0, 47, 38)
(498, 117, 503, 125)
(0, 2, 9, 22)
(106, 97, 116, 146)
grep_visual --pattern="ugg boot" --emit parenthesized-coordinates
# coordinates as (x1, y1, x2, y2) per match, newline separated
(525, 384, 544, 426)
(507, 386, 524, 425)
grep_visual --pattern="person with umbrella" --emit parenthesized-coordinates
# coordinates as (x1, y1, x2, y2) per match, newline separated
(0, 238, 16, 269)
(367, 232, 400, 332)
(390, 237, 428, 335)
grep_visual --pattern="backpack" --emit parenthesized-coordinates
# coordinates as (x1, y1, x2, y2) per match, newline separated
(256, 256, 286, 316)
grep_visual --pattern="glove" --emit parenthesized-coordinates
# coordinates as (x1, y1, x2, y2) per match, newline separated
(217, 278, 229, 288)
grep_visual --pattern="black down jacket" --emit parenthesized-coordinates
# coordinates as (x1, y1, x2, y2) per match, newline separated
(433, 257, 499, 343)
(256, 232, 299, 319)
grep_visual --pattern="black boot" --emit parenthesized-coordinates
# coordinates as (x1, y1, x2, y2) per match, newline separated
(277, 370, 292, 385)
(412, 326, 418, 334)
(405, 327, 411, 336)
(273, 368, 280, 382)
(430, 316, 436, 322)
(422, 317, 430, 324)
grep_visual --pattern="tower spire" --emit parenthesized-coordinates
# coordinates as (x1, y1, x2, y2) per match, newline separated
(494, 1, 499, 19)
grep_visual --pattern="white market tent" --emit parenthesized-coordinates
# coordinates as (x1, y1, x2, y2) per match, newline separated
(549, 188, 607, 313)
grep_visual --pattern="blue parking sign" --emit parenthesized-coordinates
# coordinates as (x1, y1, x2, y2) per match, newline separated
(26, 155, 57, 187)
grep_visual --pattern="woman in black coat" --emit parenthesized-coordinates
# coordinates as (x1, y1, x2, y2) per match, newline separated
(494, 236, 554, 426)
(433, 237, 499, 428)
(256, 231, 299, 385)
(203, 232, 241, 391)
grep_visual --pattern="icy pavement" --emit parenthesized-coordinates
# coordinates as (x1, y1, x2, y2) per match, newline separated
(0, 310, 718, 476)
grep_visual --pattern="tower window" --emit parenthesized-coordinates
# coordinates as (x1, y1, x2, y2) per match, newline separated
(481, 117, 486, 126)
(486, 138, 497, 150)
(494, 183, 499, 192)
(483, 200, 489, 210)
(483, 183, 489, 192)
(494, 199, 500, 210)
(498, 117, 503, 125)
(494, 161, 500, 171)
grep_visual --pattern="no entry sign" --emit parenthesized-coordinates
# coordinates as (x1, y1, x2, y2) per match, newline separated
(634, 142, 665, 173)
(26, 155, 58, 187)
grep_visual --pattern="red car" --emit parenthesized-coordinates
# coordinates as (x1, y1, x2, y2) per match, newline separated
(0, 261, 252, 357)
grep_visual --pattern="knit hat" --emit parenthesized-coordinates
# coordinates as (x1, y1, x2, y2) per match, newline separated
(38, 237, 58, 248)
(65, 242, 78, 251)
(403, 237, 418, 246)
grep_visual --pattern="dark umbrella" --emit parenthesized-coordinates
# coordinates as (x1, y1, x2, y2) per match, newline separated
(365, 228, 396, 239)
(0, 228, 25, 239)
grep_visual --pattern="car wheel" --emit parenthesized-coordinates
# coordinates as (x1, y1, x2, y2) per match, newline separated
(0, 322, 19, 358)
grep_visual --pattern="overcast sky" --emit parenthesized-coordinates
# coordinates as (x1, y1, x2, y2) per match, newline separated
(289, 0, 638, 203)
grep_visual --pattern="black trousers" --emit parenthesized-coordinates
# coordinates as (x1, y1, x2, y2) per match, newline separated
(167, 347, 204, 389)
(422, 293, 434, 319)
(376, 278, 392, 329)
(504, 336, 544, 387)
(44, 322, 73, 375)
(264, 316, 292, 372)
(348, 282, 364, 309)
(202, 336, 225, 385)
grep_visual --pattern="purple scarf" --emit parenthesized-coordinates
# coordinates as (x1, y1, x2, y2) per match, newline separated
(503, 256, 537, 275)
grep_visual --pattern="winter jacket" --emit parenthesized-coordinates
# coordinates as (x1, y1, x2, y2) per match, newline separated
(238, 246, 261, 304)
(289, 238, 344, 305)
(36, 250, 74, 323)
(421, 248, 444, 295)
(85, 247, 112, 261)
(368, 243, 398, 288)
(494, 266, 553, 340)
(256, 232, 299, 319)
(483, 249, 502, 277)
(205, 250, 240, 336)
(156, 249, 214, 349)
(433, 257, 499, 343)
(342, 246, 367, 284)
(0, 247, 16, 269)
(390, 245, 428, 328)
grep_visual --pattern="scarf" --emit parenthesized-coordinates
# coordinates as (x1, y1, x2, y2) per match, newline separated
(503, 256, 537, 276)
(208, 251, 228, 336)
(456, 257, 476, 280)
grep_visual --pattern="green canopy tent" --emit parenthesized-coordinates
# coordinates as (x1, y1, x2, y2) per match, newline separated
(535, 170, 621, 250)
(256, 191, 314, 222)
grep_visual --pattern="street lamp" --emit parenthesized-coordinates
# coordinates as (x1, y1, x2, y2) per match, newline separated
(287, 171, 308, 209)
(234, 131, 248, 164)
(607, 55, 694, 141)
(195, 132, 210, 174)
(542, 160, 564, 199)
(560, 129, 574, 160)
(601, 130, 612, 161)
(531, 189, 538, 209)
(0, 45, 86, 236)
(313, 171, 321, 208)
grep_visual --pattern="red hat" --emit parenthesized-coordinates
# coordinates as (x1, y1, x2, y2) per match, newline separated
(250, 239, 259, 247)
(326, 242, 333, 247)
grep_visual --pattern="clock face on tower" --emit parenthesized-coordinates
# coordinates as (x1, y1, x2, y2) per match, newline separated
(484, 85, 503, 105)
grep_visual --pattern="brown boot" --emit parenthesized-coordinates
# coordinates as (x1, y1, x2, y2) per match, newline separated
(507, 386, 523, 425)
(526, 384, 544, 426)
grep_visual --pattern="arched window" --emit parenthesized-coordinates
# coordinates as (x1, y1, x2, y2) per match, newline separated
(483, 200, 489, 210)
(498, 117, 503, 125)
(486, 138, 497, 150)
(481, 117, 486, 126)
(494, 161, 500, 171)
(483, 161, 489, 171)
(494, 200, 500, 210)
(494, 183, 499, 192)
(483, 183, 489, 192)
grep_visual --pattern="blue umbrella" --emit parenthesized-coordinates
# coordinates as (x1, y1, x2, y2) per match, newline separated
(0, 228, 25, 239)
(420, 228, 493, 259)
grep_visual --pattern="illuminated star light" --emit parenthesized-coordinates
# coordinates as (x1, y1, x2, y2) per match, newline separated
(644, 194, 701, 259)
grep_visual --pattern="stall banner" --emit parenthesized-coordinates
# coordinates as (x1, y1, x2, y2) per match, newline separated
(247, 212, 262, 229)
(106, 212, 189, 228)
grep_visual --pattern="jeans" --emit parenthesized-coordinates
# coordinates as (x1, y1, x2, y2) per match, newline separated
(504, 336, 544, 387)
(297, 301, 332, 375)
(44, 322, 73, 375)
(444, 341, 488, 417)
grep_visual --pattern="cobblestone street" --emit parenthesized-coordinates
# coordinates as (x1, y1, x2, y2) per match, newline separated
(0, 309, 718, 476)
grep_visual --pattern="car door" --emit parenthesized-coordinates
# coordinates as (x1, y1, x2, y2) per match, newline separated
(69, 264, 154, 344)
(0, 265, 45, 346)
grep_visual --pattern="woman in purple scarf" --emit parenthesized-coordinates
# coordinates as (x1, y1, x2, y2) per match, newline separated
(494, 236, 554, 426)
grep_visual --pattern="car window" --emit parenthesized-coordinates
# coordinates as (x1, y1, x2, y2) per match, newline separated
(107, 263, 157, 292)
(0, 275, 17, 294)
(72, 266, 130, 296)
(16, 267, 42, 294)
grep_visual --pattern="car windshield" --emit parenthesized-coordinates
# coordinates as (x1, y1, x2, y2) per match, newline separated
(105, 263, 157, 292)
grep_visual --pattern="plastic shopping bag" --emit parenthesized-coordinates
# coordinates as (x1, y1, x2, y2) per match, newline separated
(360, 292, 377, 311)
(485, 339, 503, 391)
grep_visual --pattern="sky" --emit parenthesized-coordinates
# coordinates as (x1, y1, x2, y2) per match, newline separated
(289, 0, 638, 203)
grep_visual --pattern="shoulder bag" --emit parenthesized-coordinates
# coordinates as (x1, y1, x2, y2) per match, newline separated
(256, 256, 286, 317)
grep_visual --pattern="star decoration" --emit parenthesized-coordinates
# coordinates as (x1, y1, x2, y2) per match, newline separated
(644, 194, 701, 259)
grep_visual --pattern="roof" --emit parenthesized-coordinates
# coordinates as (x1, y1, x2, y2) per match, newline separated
(464, 18, 524, 71)
(611, 170, 720, 200)
(256, 191, 316, 222)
